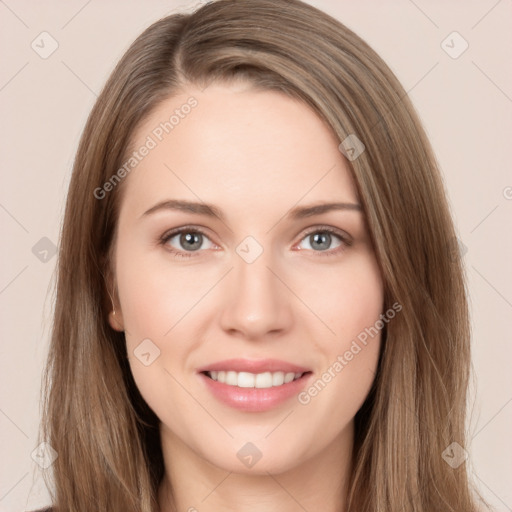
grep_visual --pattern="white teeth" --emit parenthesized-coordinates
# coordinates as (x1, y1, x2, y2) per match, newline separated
(272, 372, 284, 386)
(284, 372, 295, 384)
(255, 372, 273, 388)
(207, 370, 305, 388)
(226, 371, 238, 386)
(238, 372, 255, 388)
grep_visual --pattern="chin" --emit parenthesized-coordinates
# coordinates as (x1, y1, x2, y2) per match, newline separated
(198, 438, 309, 476)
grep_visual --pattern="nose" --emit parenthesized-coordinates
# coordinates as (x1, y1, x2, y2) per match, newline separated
(219, 250, 293, 340)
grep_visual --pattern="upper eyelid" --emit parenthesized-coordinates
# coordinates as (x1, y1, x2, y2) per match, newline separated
(297, 225, 352, 245)
(300, 224, 350, 238)
(160, 225, 213, 240)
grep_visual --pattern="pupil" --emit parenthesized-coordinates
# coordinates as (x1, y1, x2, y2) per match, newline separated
(180, 232, 202, 251)
(311, 232, 331, 250)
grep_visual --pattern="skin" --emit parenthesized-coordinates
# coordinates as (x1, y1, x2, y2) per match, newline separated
(108, 81, 384, 512)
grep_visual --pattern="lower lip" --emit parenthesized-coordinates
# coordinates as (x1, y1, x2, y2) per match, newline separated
(199, 372, 313, 412)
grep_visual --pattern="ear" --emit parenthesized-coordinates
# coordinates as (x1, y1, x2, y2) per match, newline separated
(105, 271, 125, 332)
(108, 306, 125, 332)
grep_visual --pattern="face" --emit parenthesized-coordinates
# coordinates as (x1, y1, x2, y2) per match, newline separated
(109, 81, 384, 475)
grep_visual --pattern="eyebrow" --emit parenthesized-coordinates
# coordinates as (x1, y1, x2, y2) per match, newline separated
(140, 199, 362, 221)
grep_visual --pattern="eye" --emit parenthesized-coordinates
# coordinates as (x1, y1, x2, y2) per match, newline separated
(160, 227, 216, 256)
(296, 227, 351, 254)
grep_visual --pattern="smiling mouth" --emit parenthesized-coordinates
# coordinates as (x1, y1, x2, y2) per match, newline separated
(202, 370, 312, 389)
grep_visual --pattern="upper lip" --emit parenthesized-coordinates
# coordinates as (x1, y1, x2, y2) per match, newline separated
(197, 358, 311, 374)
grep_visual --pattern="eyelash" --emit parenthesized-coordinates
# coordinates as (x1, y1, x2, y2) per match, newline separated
(158, 225, 352, 259)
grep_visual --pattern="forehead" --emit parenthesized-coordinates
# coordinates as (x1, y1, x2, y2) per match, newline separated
(120, 83, 358, 219)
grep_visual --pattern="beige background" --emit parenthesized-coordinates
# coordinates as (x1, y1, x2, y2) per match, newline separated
(1, 1, 511, 510)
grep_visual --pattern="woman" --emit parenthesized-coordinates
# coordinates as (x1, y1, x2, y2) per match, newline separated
(37, 0, 485, 510)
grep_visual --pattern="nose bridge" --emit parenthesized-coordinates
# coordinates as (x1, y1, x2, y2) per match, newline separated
(219, 246, 292, 338)
(236, 252, 274, 301)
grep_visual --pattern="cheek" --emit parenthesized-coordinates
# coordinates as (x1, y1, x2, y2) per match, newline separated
(294, 250, 383, 411)
(296, 250, 384, 342)
(116, 258, 199, 430)
(114, 242, 218, 419)
(115, 245, 216, 341)
(302, 336, 381, 440)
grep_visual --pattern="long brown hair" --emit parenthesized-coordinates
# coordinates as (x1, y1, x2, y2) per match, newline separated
(40, 1, 483, 510)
